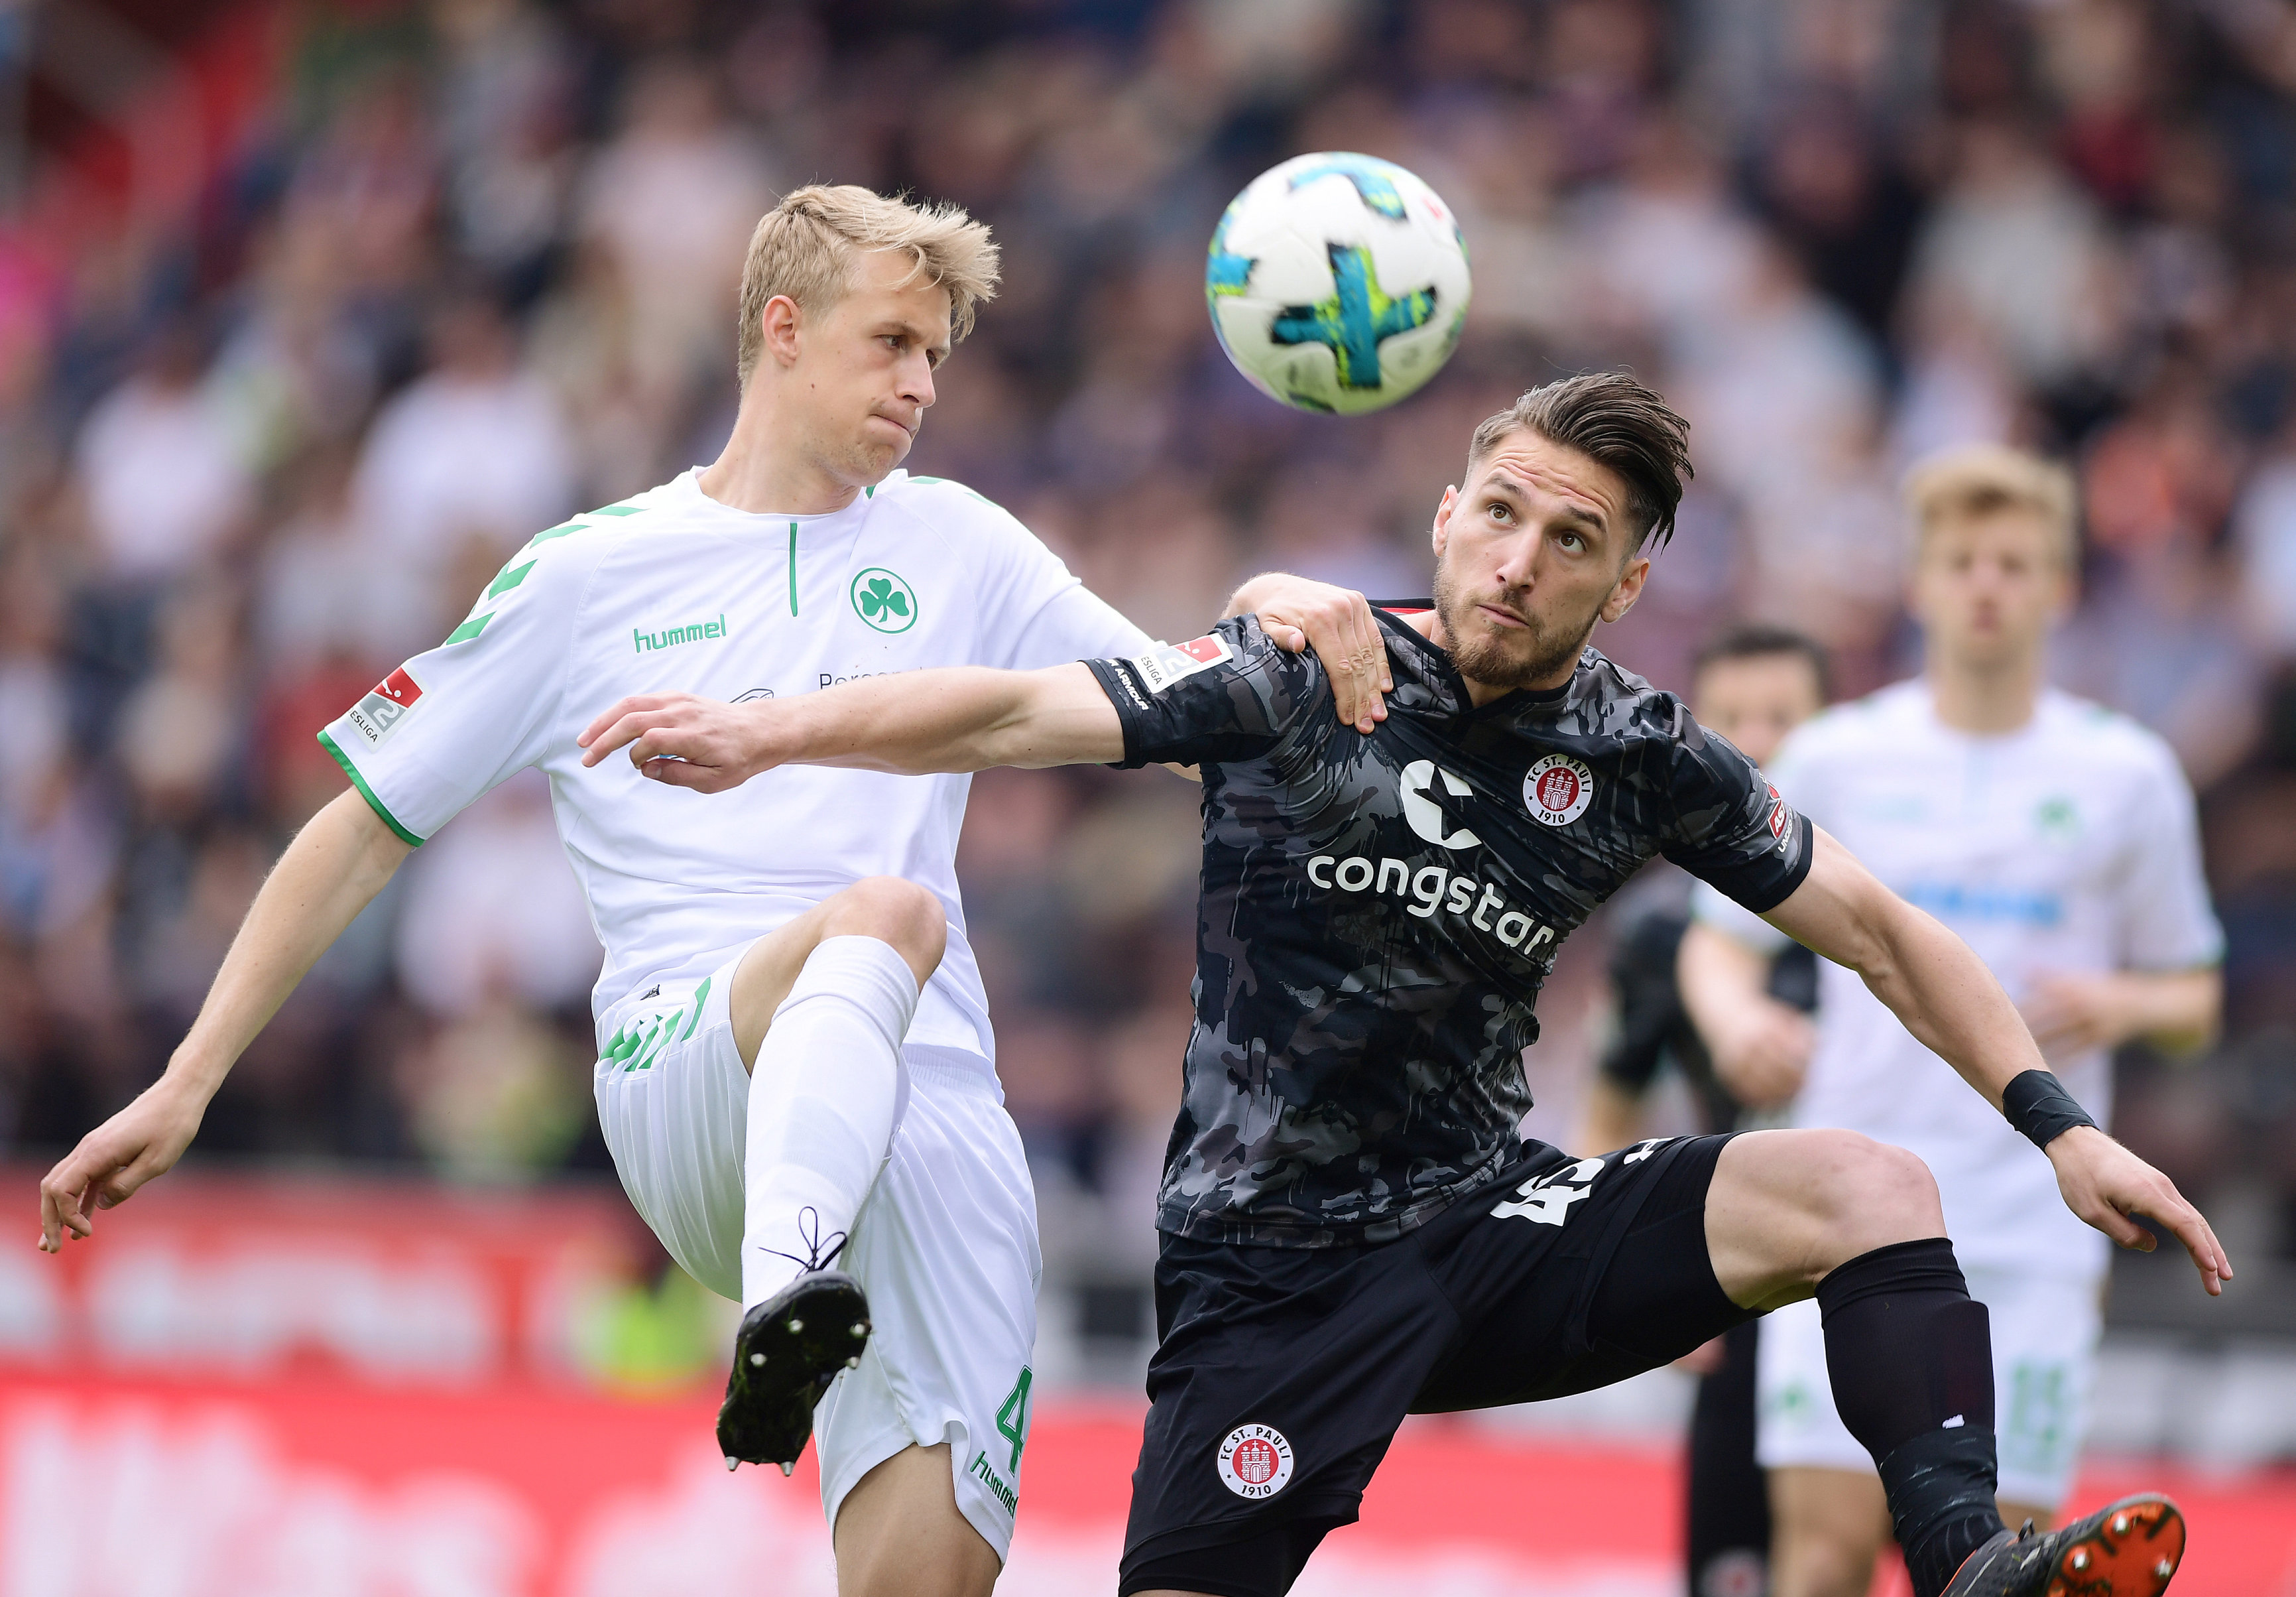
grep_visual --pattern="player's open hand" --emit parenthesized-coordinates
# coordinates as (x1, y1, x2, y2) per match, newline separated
(38, 1080, 204, 1252)
(579, 691, 779, 791)
(2045, 1123, 2232, 1296)
(1231, 573, 1391, 734)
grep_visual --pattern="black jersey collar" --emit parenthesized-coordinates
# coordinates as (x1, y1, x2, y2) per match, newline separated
(1371, 605, 1580, 720)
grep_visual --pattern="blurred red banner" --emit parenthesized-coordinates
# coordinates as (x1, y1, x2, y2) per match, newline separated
(3, 1170, 2290, 1594)
(0, 1377, 2291, 1597)
(0, 1168, 651, 1391)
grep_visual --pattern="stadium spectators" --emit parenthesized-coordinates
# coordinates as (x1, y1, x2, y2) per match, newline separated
(0, 1, 2290, 1315)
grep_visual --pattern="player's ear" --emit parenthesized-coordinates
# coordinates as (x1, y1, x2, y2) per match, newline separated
(1601, 554, 1651, 624)
(758, 293, 804, 369)
(1431, 486, 1457, 556)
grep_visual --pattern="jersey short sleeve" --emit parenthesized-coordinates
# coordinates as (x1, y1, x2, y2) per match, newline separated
(2112, 737, 2225, 972)
(1084, 614, 1319, 769)
(1659, 712, 1813, 914)
(318, 535, 589, 844)
(913, 481, 1155, 669)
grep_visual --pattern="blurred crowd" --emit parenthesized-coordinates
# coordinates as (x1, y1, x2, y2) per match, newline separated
(2, 0, 2295, 1315)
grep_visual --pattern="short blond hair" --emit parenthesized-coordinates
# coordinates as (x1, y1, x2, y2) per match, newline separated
(735, 184, 1000, 387)
(1903, 442, 2078, 565)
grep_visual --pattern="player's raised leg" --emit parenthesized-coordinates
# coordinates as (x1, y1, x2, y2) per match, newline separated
(713, 877, 945, 1473)
(1707, 1130, 2184, 1597)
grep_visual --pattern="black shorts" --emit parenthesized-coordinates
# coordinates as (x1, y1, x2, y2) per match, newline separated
(1118, 1133, 1754, 1597)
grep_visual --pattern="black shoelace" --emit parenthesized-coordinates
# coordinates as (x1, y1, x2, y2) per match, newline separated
(760, 1204, 849, 1275)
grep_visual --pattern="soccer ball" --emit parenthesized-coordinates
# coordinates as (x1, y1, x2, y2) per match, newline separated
(1206, 151, 1471, 415)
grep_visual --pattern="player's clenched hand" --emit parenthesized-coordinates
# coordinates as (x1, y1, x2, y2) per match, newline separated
(1707, 997, 1815, 1110)
(38, 1080, 204, 1252)
(1231, 574, 1391, 734)
(2046, 1123, 2232, 1296)
(577, 691, 783, 792)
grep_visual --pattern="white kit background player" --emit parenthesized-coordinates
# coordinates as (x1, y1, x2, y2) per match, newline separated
(33, 185, 1391, 1597)
(1681, 444, 2223, 1597)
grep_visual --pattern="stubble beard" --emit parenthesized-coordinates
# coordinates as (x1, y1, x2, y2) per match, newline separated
(1431, 558, 1598, 691)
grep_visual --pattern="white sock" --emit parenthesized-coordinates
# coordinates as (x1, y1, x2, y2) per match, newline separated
(741, 935, 920, 1311)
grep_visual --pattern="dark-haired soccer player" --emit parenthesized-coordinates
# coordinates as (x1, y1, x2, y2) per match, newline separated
(581, 373, 2224, 1597)
(1577, 621, 1830, 1597)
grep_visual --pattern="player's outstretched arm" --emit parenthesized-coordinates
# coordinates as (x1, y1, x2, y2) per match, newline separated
(1760, 826, 2233, 1295)
(579, 663, 1126, 791)
(38, 789, 413, 1252)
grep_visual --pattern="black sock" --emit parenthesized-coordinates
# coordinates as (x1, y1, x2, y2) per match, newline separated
(1815, 1238, 2004, 1597)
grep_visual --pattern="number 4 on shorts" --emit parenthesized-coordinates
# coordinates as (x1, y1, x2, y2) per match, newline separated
(996, 1367, 1033, 1475)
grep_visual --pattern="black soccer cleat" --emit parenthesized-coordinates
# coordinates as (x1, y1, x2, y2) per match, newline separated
(717, 1269, 872, 1474)
(1941, 1493, 2185, 1596)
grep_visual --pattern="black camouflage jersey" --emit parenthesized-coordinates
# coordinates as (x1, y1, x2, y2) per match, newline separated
(1084, 609, 1813, 1249)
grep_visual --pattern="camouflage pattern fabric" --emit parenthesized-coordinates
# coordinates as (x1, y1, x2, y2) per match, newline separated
(1083, 611, 1811, 1249)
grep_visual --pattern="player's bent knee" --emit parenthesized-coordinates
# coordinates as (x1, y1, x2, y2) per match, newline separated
(826, 876, 949, 974)
(1805, 1131, 1943, 1257)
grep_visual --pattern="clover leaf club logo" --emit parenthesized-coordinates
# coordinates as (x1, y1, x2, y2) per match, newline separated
(850, 568, 918, 633)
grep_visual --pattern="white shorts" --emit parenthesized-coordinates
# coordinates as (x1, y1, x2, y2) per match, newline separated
(1754, 1265, 2104, 1509)
(592, 948, 1041, 1561)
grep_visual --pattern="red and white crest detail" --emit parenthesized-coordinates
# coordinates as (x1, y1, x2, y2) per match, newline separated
(1766, 784, 1788, 840)
(1524, 753, 1595, 826)
(344, 663, 426, 751)
(1128, 633, 1235, 694)
(1216, 1423, 1294, 1499)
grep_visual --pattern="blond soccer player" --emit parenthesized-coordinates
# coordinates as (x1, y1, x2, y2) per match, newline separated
(35, 186, 1388, 1597)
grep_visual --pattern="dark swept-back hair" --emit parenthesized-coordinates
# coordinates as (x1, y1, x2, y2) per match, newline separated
(1466, 371, 1694, 554)
(1693, 621, 1833, 703)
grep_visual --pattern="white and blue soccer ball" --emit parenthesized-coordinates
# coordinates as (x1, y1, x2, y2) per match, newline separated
(1206, 151, 1471, 415)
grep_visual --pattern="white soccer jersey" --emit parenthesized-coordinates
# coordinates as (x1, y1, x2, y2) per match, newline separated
(320, 468, 1154, 1066)
(1694, 680, 2222, 1278)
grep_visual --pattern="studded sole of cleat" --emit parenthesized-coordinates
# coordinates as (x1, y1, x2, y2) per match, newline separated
(716, 1271, 873, 1470)
(2046, 1496, 2184, 1596)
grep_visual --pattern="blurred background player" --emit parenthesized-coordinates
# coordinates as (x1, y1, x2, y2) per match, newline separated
(1681, 445, 2224, 1597)
(1576, 621, 1830, 1597)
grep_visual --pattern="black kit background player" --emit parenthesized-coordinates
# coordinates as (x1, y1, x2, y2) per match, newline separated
(580, 373, 2227, 1597)
(1584, 622, 1832, 1597)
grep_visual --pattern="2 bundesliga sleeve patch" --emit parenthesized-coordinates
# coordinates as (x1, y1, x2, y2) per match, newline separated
(343, 665, 426, 751)
(1126, 633, 1234, 695)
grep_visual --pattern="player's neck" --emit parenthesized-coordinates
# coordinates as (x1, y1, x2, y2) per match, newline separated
(699, 397, 872, 517)
(1404, 606, 1576, 706)
(1925, 652, 2043, 735)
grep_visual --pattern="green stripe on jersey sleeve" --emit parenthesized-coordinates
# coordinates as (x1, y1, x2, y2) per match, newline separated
(318, 731, 425, 847)
(444, 611, 494, 645)
(486, 559, 537, 600)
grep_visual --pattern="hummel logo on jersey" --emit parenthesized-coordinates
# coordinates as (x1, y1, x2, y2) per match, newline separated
(633, 614, 729, 653)
(343, 666, 424, 750)
(1401, 759, 1480, 848)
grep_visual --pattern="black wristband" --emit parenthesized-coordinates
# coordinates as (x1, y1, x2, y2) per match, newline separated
(2001, 1068, 2098, 1151)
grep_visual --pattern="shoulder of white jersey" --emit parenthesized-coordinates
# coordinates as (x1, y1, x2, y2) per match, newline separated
(1774, 679, 1925, 763)
(2034, 689, 2194, 787)
(440, 488, 672, 643)
(869, 470, 1028, 541)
